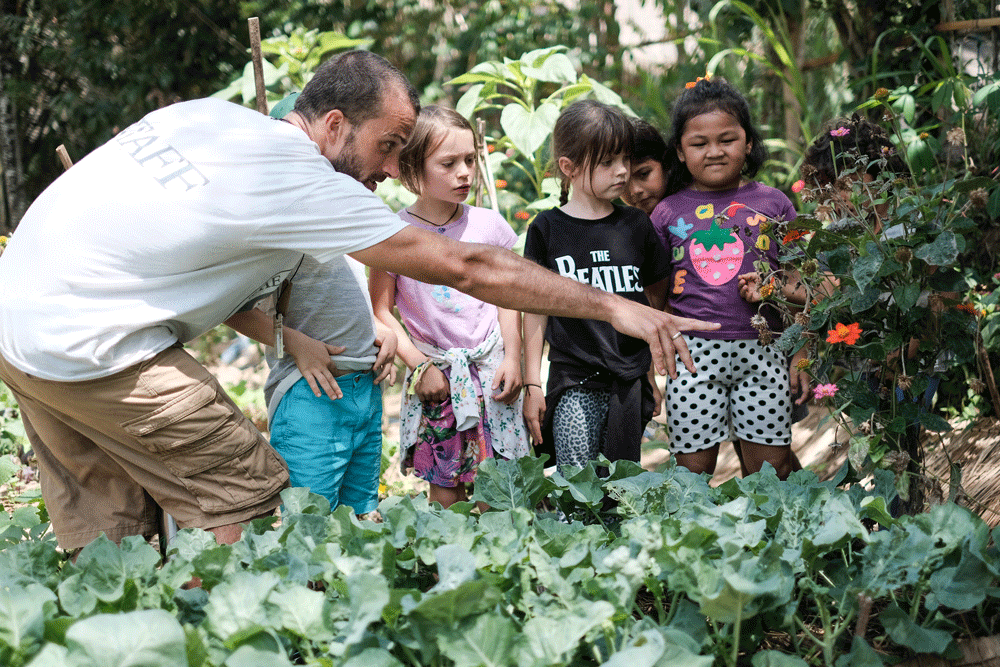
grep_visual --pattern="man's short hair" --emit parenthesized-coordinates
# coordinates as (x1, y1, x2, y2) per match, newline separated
(295, 50, 419, 126)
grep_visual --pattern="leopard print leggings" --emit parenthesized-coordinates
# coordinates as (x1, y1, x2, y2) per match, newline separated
(552, 387, 611, 470)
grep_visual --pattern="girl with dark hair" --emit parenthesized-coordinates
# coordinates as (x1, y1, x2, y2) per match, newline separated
(650, 77, 800, 479)
(522, 99, 672, 472)
(624, 118, 669, 215)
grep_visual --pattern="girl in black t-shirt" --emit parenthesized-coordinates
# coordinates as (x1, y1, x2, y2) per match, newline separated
(523, 100, 672, 471)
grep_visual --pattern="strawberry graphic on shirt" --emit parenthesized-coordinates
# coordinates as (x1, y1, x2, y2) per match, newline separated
(689, 220, 744, 286)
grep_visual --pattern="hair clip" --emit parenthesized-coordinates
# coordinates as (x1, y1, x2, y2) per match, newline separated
(684, 75, 711, 89)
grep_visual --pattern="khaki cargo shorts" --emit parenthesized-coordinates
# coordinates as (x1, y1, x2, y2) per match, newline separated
(0, 345, 288, 549)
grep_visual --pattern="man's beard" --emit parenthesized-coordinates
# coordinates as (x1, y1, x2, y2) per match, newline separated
(330, 129, 374, 189)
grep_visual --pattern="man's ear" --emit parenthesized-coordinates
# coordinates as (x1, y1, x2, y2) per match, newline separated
(557, 156, 576, 179)
(322, 108, 349, 144)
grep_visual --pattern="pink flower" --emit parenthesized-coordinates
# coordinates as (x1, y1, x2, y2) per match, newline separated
(830, 127, 850, 137)
(814, 383, 838, 399)
(791, 180, 805, 193)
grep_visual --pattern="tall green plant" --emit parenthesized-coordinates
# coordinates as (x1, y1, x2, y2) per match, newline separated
(447, 47, 634, 228)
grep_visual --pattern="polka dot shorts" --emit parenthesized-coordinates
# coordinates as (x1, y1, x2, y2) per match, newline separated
(666, 337, 791, 454)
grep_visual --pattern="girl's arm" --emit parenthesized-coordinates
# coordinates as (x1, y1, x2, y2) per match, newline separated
(224, 308, 345, 400)
(522, 312, 547, 445)
(369, 268, 449, 403)
(492, 307, 523, 405)
(644, 277, 670, 312)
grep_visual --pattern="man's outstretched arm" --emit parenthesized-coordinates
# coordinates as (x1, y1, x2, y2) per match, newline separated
(350, 225, 719, 378)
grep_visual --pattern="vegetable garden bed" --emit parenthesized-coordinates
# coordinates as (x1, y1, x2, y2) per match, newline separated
(1, 455, 998, 667)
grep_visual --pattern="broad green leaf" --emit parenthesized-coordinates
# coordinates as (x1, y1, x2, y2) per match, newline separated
(432, 545, 476, 591)
(407, 580, 501, 627)
(834, 636, 884, 667)
(0, 456, 18, 486)
(603, 628, 713, 667)
(57, 573, 97, 617)
(456, 84, 484, 119)
(914, 231, 959, 266)
(880, 603, 954, 654)
(699, 547, 793, 622)
(280, 487, 331, 515)
(204, 571, 280, 641)
(855, 525, 934, 597)
(520, 51, 577, 83)
(64, 609, 187, 666)
(470, 455, 555, 510)
(23, 643, 68, 667)
(224, 644, 294, 667)
(918, 412, 952, 432)
(773, 324, 803, 354)
(521, 601, 615, 664)
(551, 463, 606, 507)
(500, 102, 559, 157)
(891, 283, 921, 312)
(851, 286, 880, 313)
(342, 571, 389, 645)
(928, 544, 993, 610)
(848, 434, 872, 471)
(851, 244, 883, 291)
(268, 585, 330, 642)
(341, 648, 404, 667)
(0, 581, 55, 654)
(438, 612, 522, 667)
(752, 651, 809, 666)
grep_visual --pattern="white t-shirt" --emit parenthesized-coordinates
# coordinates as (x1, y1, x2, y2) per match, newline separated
(0, 98, 406, 381)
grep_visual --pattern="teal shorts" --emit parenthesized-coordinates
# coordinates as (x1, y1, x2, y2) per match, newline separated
(269, 372, 383, 514)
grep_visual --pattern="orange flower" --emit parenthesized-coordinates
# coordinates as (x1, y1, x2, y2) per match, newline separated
(685, 75, 710, 89)
(495, 179, 507, 189)
(487, 144, 496, 153)
(782, 229, 807, 244)
(791, 179, 805, 193)
(826, 322, 862, 345)
(514, 211, 530, 220)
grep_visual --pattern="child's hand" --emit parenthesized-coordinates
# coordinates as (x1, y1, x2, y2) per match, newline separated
(373, 329, 398, 385)
(738, 272, 762, 303)
(416, 364, 450, 404)
(492, 355, 523, 405)
(789, 348, 812, 406)
(285, 329, 346, 401)
(523, 386, 546, 444)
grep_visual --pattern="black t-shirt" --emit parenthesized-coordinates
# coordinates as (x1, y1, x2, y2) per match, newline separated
(523, 204, 672, 379)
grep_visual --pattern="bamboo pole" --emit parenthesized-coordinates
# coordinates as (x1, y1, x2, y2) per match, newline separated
(476, 118, 500, 213)
(55, 145, 73, 171)
(248, 17, 268, 114)
(936, 17, 1000, 32)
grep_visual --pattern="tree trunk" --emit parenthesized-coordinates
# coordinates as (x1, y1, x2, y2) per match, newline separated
(0, 65, 27, 233)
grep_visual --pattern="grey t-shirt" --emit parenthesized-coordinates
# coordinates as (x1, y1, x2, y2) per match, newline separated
(263, 254, 379, 418)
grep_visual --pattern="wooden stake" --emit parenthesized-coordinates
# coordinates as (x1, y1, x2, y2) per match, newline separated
(56, 144, 73, 170)
(936, 17, 1000, 32)
(476, 118, 500, 213)
(248, 17, 268, 114)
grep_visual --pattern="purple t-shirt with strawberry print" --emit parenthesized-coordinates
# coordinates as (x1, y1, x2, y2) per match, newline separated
(650, 181, 796, 339)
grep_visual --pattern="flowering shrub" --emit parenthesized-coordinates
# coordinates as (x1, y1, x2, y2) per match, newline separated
(751, 92, 999, 505)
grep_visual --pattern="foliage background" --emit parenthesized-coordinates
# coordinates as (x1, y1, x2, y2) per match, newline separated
(3, 0, 998, 228)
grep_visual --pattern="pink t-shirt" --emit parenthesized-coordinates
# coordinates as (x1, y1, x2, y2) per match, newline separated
(391, 204, 518, 350)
